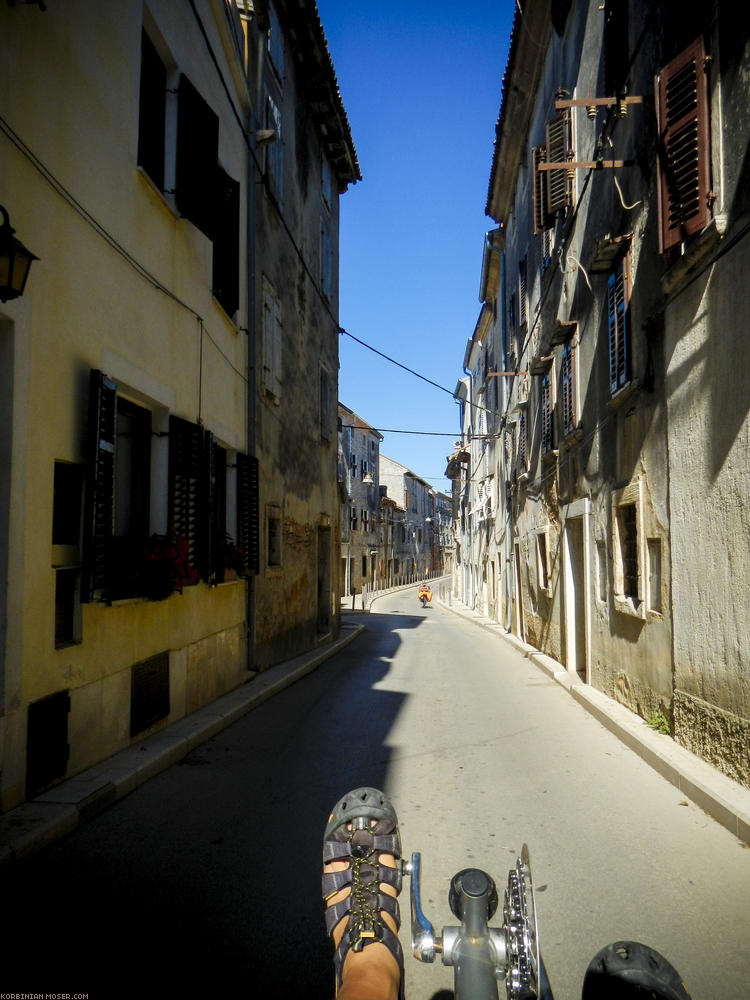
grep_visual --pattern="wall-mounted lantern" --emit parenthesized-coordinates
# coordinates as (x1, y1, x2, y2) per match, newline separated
(0, 205, 38, 302)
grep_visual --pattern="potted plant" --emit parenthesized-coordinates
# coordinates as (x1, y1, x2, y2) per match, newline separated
(217, 533, 246, 582)
(138, 534, 199, 600)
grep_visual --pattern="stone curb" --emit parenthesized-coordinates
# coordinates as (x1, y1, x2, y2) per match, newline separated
(0, 623, 364, 867)
(439, 598, 750, 845)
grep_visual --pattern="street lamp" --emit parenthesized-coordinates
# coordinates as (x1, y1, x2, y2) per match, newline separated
(0, 206, 38, 302)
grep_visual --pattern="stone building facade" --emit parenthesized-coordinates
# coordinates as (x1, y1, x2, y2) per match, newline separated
(458, 0, 750, 785)
(0, 0, 357, 809)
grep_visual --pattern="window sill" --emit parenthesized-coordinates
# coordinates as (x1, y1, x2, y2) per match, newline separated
(613, 593, 646, 620)
(661, 214, 728, 298)
(136, 166, 178, 219)
(559, 427, 583, 449)
(608, 379, 640, 411)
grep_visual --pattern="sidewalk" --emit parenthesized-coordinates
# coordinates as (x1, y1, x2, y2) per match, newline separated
(0, 621, 364, 867)
(439, 596, 750, 846)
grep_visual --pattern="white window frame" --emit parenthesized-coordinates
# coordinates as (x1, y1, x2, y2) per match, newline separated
(611, 478, 646, 619)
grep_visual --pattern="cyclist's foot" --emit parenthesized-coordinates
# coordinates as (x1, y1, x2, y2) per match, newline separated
(322, 788, 404, 1000)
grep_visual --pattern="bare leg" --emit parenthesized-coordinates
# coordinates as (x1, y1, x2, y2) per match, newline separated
(324, 823, 401, 1000)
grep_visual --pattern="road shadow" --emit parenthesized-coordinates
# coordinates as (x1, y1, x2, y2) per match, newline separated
(1, 611, 421, 999)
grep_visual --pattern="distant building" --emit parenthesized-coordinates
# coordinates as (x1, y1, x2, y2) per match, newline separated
(379, 455, 434, 579)
(338, 404, 382, 596)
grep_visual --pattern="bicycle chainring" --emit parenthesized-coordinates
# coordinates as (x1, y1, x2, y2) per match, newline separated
(503, 844, 541, 999)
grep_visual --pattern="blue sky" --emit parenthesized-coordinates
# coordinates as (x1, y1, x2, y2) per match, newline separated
(316, 1, 514, 493)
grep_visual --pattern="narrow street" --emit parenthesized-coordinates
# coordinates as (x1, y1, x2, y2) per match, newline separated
(4, 590, 750, 1000)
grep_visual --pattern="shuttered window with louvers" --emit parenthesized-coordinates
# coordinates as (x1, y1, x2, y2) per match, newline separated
(81, 369, 117, 602)
(168, 415, 205, 574)
(608, 258, 630, 394)
(237, 453, 260, 575)
(656, 36, 711, 252)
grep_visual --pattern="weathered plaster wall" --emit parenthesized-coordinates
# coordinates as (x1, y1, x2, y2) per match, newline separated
(666, 237, 750, 786)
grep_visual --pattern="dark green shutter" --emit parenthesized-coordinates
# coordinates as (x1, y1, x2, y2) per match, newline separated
(237, 453, 260, 575)
(81, 369, 116, 602)
(168, 416, 205, 574)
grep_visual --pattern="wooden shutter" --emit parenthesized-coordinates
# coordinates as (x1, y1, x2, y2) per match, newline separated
(546, 112, 571, 214)
(176, 74, 219, 239)
(541, 373, 554, 453)
(237, 453, 260, 574)
(608, 262, 630, 393)
(533, 144, 550, 234)
(562, 343, 575, 435)
(212, 168, 240, 317)
(81, 369, 117, 602)
(168, 415, 205, 574)
(518, 411, 527, 470)
(656, 37, 711, 252)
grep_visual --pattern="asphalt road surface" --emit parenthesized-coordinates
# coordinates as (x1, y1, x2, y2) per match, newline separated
(4, 588, 750, 999)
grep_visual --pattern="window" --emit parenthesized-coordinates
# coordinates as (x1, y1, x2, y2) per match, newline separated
(176, 74, 219, 239)
(647, 537, 662, 613)
(561, 342, 577, 436)
(617, 504, 638, 599)
(115, 398, 152, 541)
(608, 256, 630, 394)
(596, 539, 607, 602)
(362, 555, 367, 577)
(541, 369, 554, 455)
(350, 506, 358, 531)
(265, 94, 283, 205)
(53, 462, 84, 548)
(516, 410, 527, 477)
(656, 37, 711, 252)
(612, 479, 644, 617)
(55, 568, 80, 648)
(212, 168, 240, 317)
(535, 111, 573, 221)
(138, 30, 167, 190)
(604, 0, 630, 98)
(518, 257, 528, 330)
(262, 279, 282, 402)
(507, 293, 517, 368)
(537, 530, 550, 593)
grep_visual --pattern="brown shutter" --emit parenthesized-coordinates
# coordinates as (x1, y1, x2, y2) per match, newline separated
(533, 144, 549, 234)
(656, 37, 711, 252)
(81, 369, 117, 602)
(546, 112, 571, 214)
